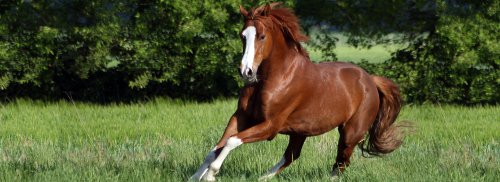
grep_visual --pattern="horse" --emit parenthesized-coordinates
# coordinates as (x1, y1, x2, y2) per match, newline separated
(190, 3, 405, 181)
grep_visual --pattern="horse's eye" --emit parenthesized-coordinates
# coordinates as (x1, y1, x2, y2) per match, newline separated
(260, 35, 266, 40)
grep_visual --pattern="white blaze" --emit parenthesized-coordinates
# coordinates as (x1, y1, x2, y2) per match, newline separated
(241, 26, 256, 76)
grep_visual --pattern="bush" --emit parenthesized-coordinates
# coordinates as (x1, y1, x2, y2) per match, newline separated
(360, 0, 499, 105)
(0, 0, 497, 104)
(0, 0, 244, 101)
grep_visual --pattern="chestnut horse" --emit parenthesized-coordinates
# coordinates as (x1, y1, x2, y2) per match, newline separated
(191, 3, 405, 181)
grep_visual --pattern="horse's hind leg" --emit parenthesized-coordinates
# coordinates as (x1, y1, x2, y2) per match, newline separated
(259, 134, 306, 180)
(332, 110, 376, 176)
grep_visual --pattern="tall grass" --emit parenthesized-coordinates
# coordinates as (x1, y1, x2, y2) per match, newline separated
(0, 99, 498, 181)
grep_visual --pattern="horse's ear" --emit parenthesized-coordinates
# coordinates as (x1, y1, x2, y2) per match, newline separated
(262, 4, 271, 16)
(268, 2, 283, 9)
(261, 2, 282, 16)
(239, 5, 248, 17)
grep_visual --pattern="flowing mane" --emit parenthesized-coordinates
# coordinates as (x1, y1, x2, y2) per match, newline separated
(246, 4, 309, 57)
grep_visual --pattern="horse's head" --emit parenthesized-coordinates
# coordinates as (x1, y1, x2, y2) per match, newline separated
(238, 3, 308, 83)
(238, 3, 279, 82)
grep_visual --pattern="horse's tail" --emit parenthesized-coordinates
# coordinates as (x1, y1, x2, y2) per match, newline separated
(360, 76, 406, 156)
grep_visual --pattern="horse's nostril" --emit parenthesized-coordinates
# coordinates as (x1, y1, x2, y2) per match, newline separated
(247, 69, 253, 76)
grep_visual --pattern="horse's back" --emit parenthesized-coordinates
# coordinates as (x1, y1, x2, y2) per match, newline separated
(316, 61, 365, 73)
(315, 61, 375, 87)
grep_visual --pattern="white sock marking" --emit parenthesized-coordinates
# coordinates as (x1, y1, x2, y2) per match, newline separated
(190, 147, 217, 181)
(241, 26, 256, 76)
(204, 137, 243, 180)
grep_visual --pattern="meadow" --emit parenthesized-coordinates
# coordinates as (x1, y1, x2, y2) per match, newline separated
(305, 33, 402, 63)
(0, 99, 498, 181)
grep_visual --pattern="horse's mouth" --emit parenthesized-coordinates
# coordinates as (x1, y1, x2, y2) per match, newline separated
(242, 74, 259, 83)
(239, 67, 259, 83)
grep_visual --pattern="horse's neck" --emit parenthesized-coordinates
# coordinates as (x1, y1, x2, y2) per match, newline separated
(261, 47, 311, 81)
(259, 30, 312, 81)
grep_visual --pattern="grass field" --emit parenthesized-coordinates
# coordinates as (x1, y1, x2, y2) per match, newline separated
(0, 99, 498, 181)
(305, 33, 403, 63)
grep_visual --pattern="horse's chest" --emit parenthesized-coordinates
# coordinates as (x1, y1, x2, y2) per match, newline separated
(242, 101, 268, 123)
(239, 88, 274, 118)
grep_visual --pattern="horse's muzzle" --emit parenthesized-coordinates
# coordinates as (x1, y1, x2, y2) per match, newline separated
(244, 68, 253, 77)
(239, 67, 258, 82)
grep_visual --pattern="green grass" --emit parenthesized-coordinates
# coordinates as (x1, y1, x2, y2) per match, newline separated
(305, 33, 403, 63)
(0, 99, 498, 181)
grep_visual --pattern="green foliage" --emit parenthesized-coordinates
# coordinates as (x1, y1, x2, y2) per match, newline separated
(382, 0, 500, 104)
(0, 0, 497, 104)
(299, 0, 499, 105)
(297, 0, 436, 49)
(0, 0, 245, 101)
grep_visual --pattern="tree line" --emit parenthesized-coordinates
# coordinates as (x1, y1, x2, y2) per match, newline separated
(0, 0, 498, 104)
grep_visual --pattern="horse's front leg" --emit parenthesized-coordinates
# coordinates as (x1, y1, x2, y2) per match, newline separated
(203, 120, 280, 181)
(190, 113, 247, 181)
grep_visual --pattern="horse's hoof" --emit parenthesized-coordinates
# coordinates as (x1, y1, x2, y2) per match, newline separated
(330, 167, 344, 181)
(189, 167, 209, 181)
(332, 169, 339, 177)
(258, 174, 275, 181)
(188, 177, 200, 182)
(202, 174, 216, 182)
(201, 169, 218, 182)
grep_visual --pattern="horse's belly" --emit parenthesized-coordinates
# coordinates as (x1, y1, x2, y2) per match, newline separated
(279, 111, 346, 136)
